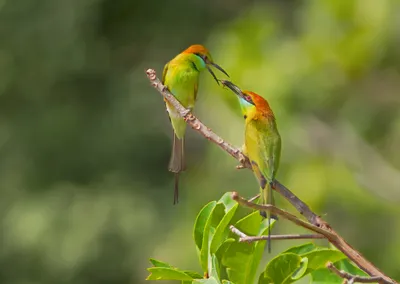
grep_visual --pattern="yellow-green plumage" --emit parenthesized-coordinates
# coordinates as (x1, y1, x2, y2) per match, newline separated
(221, 81, 281, 253)
(242, 93, 281, 254)
(243, 111, 281, 217)
(162, 45, 229, 204)
(162, 52, 203, 139)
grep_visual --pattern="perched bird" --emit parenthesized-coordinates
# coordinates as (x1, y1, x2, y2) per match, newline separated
(221, 80, 281, 253)
(162, 44, 229, 204)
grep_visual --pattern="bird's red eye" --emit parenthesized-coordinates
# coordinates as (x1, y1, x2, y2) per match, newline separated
(244, 95, 252, 102)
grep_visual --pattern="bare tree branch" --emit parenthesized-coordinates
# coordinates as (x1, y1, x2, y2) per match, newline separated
(145, 68, 397, 284)
(229, 225, 325, 242)
(326, 262, 387, 284)
(231, 192, 336, 237)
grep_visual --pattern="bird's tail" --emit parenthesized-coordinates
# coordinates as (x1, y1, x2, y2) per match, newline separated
(259, 182, 278, 253)
(168, 133, 186, 204)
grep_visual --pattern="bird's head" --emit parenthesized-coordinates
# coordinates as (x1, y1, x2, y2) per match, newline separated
(220, 80, 273, 117)
(183, 44, 229, 84)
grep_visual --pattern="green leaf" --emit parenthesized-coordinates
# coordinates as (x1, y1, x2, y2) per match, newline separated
(284, 242, 316, 255)
(221, 281, 235, 284)
(215, 238, 235, 261)
(218, 192, 237, 211)
(210, 202, 238, 254)
(146, 267, 194, 281)
(303, 249, 346, 270)
(149, 258, 173, 268)
(337, 258, 368, 276)
(235, 210, 265, 235)
(310, 258, 369, 284)
(259, 253, 302, 284)
(215, 238, 235, 281)
(200, 203, 225, 273)
(194, 201, 217, 251)
(310, 268, 343, 284)
(193, 277, 220, 284)
(291, 257, 308, 281)
(182, 271, 203, 279)
(223, 211, 275, 284)
(209, 254, 221, 283)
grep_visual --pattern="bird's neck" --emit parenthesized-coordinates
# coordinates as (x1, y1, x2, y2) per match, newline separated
(242, 105, 275, 123)
(176, 53, 206, 72)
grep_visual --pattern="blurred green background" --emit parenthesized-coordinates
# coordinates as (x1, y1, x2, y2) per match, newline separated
(1, 0, 400, 283)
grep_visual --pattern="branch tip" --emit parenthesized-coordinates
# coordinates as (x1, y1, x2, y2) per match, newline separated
(146, 68, 156, 80)
(231, 191, 239, 200)
(326, 262, 390, 284)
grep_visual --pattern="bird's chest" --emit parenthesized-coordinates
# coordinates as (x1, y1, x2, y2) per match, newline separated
(168, 64, 199, 86)
(167, 66, 199, 105)
(244, 124, 260, 158)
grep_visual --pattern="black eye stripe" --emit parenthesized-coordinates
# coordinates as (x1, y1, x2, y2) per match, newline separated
(195, 53, 206, 60)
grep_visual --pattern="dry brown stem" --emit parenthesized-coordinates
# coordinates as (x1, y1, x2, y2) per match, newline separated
(327, 261, 386, 284)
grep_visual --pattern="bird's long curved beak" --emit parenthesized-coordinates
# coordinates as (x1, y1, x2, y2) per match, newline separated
(211, 62, 229, 78)
(220, 80, 245, 99)
(206, 66, 220, 85)
(206, 62, 229, 85)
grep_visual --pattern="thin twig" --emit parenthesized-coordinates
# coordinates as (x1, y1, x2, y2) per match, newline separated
(248, 194, 260, 203)
(229, 225, 248, 238)
(146, 69, 397, 284)
(244, 234, 325, 241)
(230, 225, 325, 242)
(327, 262, 385, 283)
(231, 192, 337, 237)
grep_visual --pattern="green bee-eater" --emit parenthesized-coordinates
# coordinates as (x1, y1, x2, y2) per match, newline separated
(221, 80, 281, 253)
(162, 44, 229, 204)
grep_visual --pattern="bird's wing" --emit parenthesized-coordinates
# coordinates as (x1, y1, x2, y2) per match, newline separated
(247, 118, 281, 183)
(250, 160, 267, 189)
(162, 61, 169, 85)
(193, 81, 198, 102)
(161, 62, 173, 122)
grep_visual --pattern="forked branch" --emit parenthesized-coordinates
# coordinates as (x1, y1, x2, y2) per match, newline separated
(326, 262, 386, 284)
(145, 68, 396, 284)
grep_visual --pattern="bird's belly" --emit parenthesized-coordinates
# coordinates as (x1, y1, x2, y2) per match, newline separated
(171, 86, 195, 109)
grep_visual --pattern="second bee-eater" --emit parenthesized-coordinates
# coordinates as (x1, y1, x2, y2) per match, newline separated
(162, 44, 229, 204)
(221, 80, 281, 253)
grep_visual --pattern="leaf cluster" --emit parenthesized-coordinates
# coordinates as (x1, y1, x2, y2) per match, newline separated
(146, 193, 368, 283)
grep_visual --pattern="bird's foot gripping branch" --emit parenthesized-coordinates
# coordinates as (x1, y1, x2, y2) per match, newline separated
(145, 69, 397, 284)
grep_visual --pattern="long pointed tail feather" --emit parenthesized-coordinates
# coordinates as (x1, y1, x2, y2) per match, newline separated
(259, 182, 277, 253)
(168, 133, 185, 204)
(267, 182, 272, 253)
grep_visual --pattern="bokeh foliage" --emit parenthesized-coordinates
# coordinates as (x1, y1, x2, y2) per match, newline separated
(0, 0, 399, 283)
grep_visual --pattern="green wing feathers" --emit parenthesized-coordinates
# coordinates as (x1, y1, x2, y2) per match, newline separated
(162, 56, 200, 204)
(162, 61, 169, 84)
(245, 117, 281, 184)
